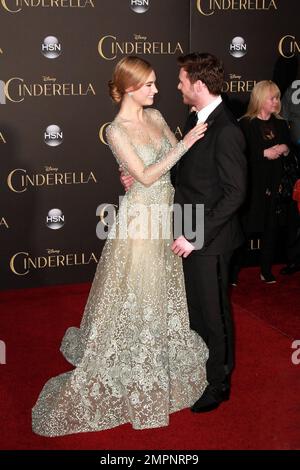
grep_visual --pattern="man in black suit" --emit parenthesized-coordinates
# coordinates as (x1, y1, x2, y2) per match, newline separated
(171, 53, 247, 412)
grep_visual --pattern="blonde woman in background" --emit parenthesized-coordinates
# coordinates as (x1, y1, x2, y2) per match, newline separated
(231, 80, 291, 284)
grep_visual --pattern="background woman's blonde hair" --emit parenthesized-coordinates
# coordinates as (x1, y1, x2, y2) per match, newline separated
(108, 56, 153, 104)
(244, 80, 281, 119)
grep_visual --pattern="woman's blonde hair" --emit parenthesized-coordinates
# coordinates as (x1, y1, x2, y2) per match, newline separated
(244, 80, 281, 119)
(108, 56, 153, 104)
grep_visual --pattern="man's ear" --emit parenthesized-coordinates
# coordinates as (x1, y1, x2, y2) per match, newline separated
(194, 80, 205, 93)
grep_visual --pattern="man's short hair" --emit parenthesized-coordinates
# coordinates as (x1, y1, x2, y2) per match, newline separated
(178, 52, 224, 95)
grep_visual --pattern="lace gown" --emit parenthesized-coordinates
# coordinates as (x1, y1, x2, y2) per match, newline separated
(32, 108, 208, 436)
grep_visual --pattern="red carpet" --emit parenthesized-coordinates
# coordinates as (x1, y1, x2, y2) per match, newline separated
(231, 265, 300, 339)
(0, 266, 299, 450)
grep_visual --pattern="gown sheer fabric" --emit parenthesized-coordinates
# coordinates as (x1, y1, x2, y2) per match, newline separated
(32, 109, 208, 436)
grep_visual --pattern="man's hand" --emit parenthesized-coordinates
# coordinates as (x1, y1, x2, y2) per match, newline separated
(171, 235, 195, 258)
(119, 167, 135, 192)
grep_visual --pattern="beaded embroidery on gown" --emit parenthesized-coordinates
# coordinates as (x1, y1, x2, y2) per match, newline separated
(32, 109, 208, 436)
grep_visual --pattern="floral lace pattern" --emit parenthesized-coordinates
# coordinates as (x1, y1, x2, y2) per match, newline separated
(32, 109, 208, 436)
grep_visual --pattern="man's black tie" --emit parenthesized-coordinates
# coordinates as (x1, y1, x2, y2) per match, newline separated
(183, 111, 198, 136)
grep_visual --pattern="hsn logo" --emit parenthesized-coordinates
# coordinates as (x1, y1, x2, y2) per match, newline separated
(130, 0, 150, 14)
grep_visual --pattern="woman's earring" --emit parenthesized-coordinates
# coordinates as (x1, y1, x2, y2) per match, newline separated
(128, 92, 133, 96)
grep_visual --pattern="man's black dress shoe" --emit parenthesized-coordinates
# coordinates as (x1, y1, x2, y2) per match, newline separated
(280, 263, 300, 275)
(229, 275, 238, 287)
(190, 384, 230, 413)
(260, 272, 276, 283)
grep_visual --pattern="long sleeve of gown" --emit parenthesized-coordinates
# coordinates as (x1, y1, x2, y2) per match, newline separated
(106, 118, 187, 187)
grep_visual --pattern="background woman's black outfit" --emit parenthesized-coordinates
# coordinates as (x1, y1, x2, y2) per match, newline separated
(231, 115, 292, 280)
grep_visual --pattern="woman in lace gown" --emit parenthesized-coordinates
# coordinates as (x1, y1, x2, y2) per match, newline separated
(32, 56, 208, 436)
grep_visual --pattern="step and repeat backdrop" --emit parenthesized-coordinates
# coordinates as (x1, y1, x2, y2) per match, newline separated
(0, 0, 298, 290)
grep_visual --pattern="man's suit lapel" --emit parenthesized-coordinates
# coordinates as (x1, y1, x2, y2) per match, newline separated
(203, 102, 223, 129)
(183, 103, 224, 139)
(195, 103, 224, 145)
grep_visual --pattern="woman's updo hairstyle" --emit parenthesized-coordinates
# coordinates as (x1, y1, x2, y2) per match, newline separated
(108, 56, 153, 104)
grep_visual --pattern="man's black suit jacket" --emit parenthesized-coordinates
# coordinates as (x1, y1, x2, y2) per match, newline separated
(174, 102, 247, 255)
